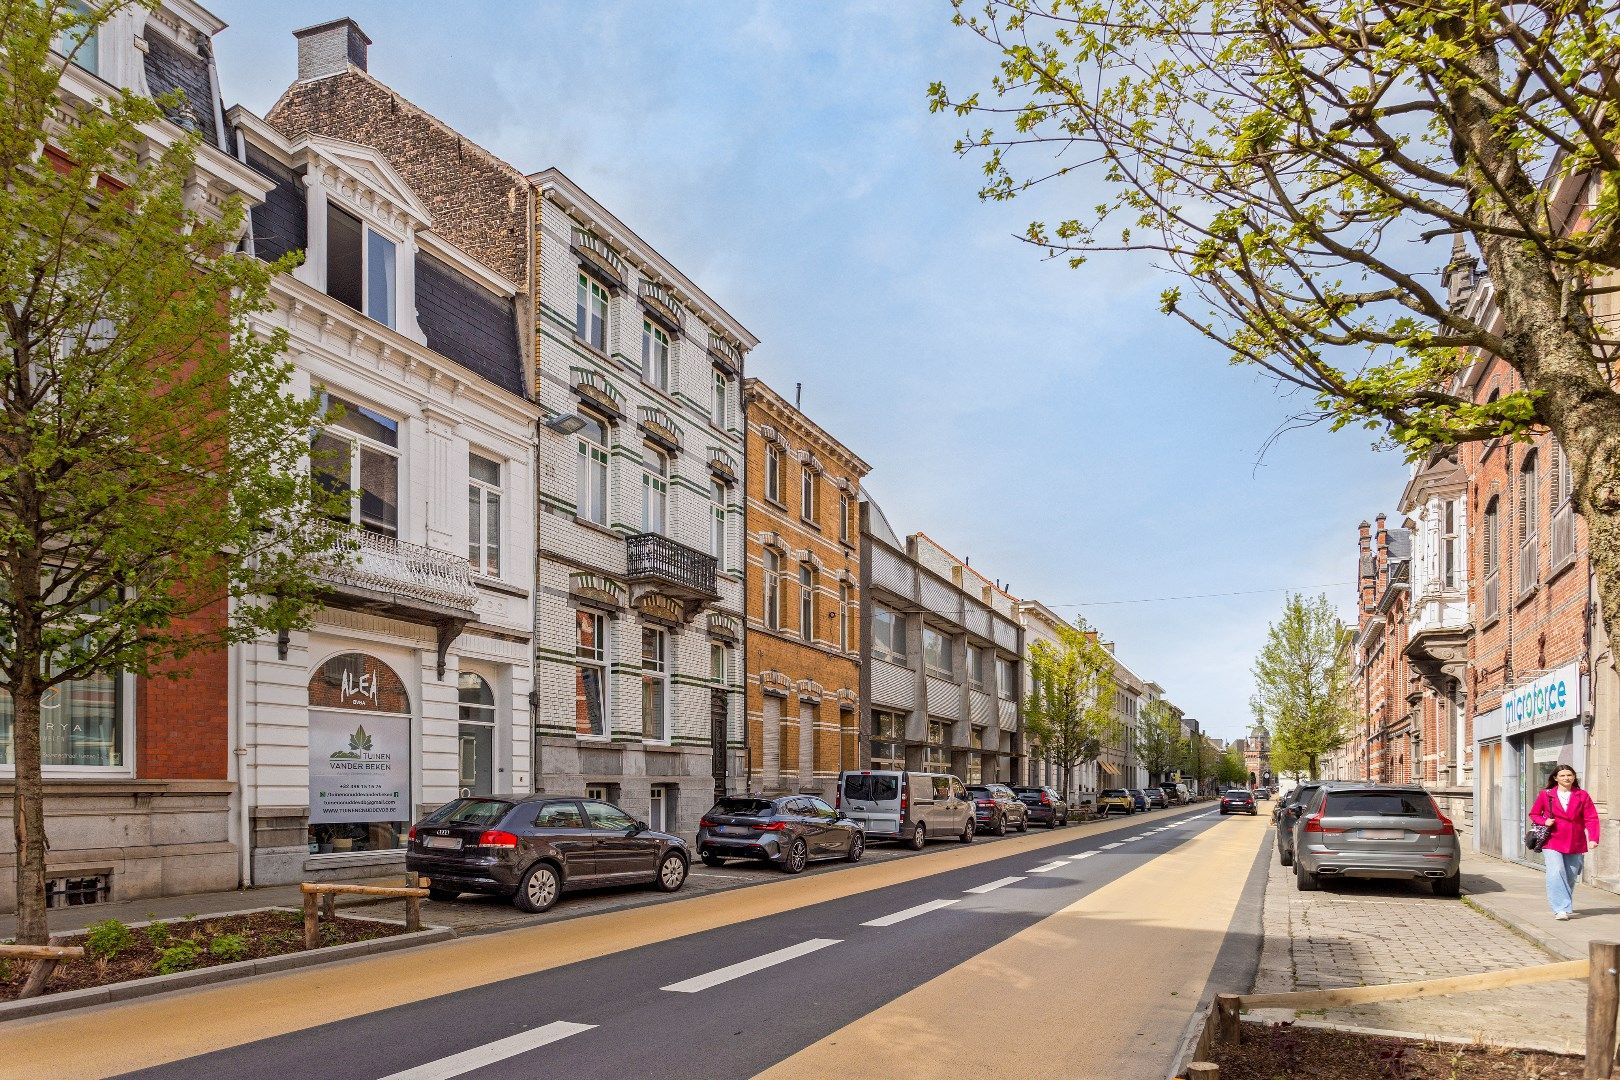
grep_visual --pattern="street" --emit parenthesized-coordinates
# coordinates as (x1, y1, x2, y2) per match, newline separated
(0, 806, 1266, 1080)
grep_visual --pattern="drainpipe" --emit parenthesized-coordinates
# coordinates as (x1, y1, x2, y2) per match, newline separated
(741, 382, 752, 797)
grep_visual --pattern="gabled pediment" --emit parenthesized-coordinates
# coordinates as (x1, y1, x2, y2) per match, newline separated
(294, 134, 432, 228)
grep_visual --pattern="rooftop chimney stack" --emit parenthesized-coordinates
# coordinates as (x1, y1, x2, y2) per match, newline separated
(1358, 520, 1374, 612)
(294, 18, 371, 82)
(1375, 513, 1390, 589)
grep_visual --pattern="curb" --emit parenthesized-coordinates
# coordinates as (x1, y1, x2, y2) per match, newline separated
(0, 913, 455, 1024)
(1461, 894, 1572, 960)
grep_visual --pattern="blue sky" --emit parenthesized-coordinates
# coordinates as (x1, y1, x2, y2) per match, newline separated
(210, 1, 1408, 741)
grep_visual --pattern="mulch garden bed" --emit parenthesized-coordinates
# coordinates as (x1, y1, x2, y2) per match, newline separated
(1, 909, 406, 1000)
(1207, 1022, 1583, 1079)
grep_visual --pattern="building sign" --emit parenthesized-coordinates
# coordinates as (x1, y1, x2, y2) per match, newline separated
(308, 710, 410, 824)
(1503, 661, 1581, 737)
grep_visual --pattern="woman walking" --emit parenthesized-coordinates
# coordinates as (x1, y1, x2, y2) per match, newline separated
(1529, 764, 1600, 920)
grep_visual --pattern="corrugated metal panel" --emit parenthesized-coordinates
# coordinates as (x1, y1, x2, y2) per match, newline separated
(921, 577, 959, 621)
(992, 619, 1018, 651)
(927, 676, 963, 719)
(872, 660, 917, 708)
(997, 698, 1018, 731)
(871, 547, 917, 596)
(969, 689, 995, 725)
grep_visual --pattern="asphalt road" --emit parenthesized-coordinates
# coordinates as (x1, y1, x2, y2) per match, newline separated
(81, 803, 1263, 1080)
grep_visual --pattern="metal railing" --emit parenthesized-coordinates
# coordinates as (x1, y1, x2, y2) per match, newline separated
(318, 523, 478, 611)
(626, 532, 717, 597)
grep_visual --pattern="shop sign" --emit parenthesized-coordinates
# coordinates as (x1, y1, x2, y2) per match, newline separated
(309, 710, 410, 824)
(1504, 661, 1581, 737)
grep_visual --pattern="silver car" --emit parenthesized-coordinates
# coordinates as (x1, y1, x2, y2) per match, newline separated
(1293, 784, 1461, 897)
(837, 770, 976, 848)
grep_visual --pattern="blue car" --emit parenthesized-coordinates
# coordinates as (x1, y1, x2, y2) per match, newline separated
(1128, 788, 1149, 812)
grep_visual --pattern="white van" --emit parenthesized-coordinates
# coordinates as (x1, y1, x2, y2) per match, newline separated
(837, 770, 976, 848)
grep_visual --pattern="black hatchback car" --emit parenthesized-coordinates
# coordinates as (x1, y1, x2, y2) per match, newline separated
(1220, 788, 1259, 815)
(406, 794, 690, 913)
(967, 783, 1030, 834)
(697, 795, 864, 873)
(1008, 785, 1069, 828)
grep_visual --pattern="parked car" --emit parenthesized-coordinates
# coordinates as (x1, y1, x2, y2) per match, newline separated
(697, 794, 864, 873)
(1142, 787, 1168, 810)
(1159, 783, 1189, 806)
(836, 770, 974, 848)
(1128, 788, 1150, 812)
(1254, 786, 1272, 800)
(1009, 785, 1069, 828)
(1292, 784, 1461, 897)
(1275, 781, 1352, 864)
(1098, 789, 1136, 816)
(967, 783, 1030, 834)
(406, 794, 689, 913)
(1219, 789, 1258, 815)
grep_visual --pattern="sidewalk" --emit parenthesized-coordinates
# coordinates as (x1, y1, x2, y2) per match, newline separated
(1463, 848, 1620, 961)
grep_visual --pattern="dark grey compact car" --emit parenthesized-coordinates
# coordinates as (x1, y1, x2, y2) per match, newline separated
(1009, 785, 1069, 828)
(697, 795, 864, 873)
(406, 794, 689, 913)
(968, 783, 1029, 834)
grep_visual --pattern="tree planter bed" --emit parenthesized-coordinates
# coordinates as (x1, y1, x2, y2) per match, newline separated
(1203, 1021, 1582, 1080)
(0, 908, 452, 1022)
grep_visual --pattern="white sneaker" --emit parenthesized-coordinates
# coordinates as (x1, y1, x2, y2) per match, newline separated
(1556, 911, 1571, 921)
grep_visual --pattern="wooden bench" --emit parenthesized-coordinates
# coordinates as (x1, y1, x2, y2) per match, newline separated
(299, 876, 430, 949)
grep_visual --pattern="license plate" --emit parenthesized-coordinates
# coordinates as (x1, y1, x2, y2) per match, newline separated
(717, 826, 751, 835)
(423, 835, 462, 850)
(1357, 829, 1404, 840)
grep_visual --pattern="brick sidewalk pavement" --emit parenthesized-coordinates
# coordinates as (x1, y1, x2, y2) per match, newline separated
(1252, 837, 1586, 1054)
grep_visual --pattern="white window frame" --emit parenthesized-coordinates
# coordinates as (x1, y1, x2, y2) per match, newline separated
(468, 452, 502, 577)
(575, 414, 610, 526)
(764, 549, 782, 630)
(839, 582, 851, 653)
(641, 627, 669, 742)
(642, 448, 668, 535)
(799, 564, 816, 642)
(0, 670, 136, 778)
(839, 493, 852, 544)
(55, 0, 99, 75)
(765, 445, 782, 504)
(801, 466, 819, 524)
(312, 390, 401, 537)
(710, 480, 727, 562)
(577, 273, 609, 351)
(642, 320, 670, 391)
(576, 610, 609, 739)
(711, 368, 728, 426)
(326, 204, 400, 331)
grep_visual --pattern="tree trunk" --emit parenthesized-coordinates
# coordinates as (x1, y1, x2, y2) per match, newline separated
(11, 671, 49, 956)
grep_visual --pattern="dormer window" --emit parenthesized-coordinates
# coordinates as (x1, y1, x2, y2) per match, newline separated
(326, 204, 398, 330)
(56, 1, 98, 76)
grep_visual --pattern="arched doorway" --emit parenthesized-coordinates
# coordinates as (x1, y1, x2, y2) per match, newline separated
(307, 652, 411, 855)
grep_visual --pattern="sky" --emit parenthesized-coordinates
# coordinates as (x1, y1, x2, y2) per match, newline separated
(209, 0, 1409, 742)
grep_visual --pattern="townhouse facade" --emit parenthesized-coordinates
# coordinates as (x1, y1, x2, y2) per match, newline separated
(528, 170, 752, 834)
(742, 381, 870, 800)
(861, 502, 1025, 786)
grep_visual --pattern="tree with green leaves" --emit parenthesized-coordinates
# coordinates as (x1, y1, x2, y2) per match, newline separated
(1251, 594, 1357, 781)
(1215, 747, 1248, 787)
(1025, 623, 1115, 799)
(932, 0, 1620, 656)
(1, 1, 330, 981)
(1134, 699, 1186, 785)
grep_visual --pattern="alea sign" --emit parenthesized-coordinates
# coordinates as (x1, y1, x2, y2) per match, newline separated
(1503, 661, 1581, 737)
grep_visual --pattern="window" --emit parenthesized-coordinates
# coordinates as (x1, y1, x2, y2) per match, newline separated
(576, 611, 607, 737)
(839, 493, 853, 544)
(0, 666, 122, 771)
(710, 480, 727, 561)
(642, 321, 670, 390)
(710, 641, 727, 683)
(967, 647, 987, 688)
(764, 549, 782, 630)
(575, 415, 609, 526)
(801, 466, 819, 524)
(583, 800, 637, 831)
(923, 626, 952, 678)
(967, 726, 985, 783)
(457, 672, 495, 797)
(1440, 499, 1458, 589)
(765, 445, 783, 504)
(325, 206, 396, 329)
(1551, 445, 1577, 566)
(997, 657, 1017, 699)
(1483, 497, 1500, 577)
(1519, 452, 1541, 593)
(468, 453, 502, 576)
(839, 583, 852, 652)
(641, 628, 668, 740)
(312, 390, 399, 536)
(642, 448, 668, 535)
(711, 368, 728, 426)
(872, 605, 906, 662)
(56, 0, 97, 74)
(870, 713, 904, 770)
(799, 565, 816, 642)
(535, 801, 585, 829)
(925, 720, 949, 771)
(576, 274, 608, 351)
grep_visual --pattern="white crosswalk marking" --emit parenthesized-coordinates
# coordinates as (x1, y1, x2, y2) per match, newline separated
(661, 939, 842, 993)
(861, 899, 959, 927)
(965, 876, 1025, 894)
(378, 1021, 596, 1080)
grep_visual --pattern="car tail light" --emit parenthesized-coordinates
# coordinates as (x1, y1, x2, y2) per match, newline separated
(1302, 812, 1323, 833)
(407, 826, 418, 842)
(1419, 809, 1456, 836)
(754, 821, 787, 831)
(699, 817, 718, 829)
(1040, 792, 1051, 805)
(976, 799, 994, 807)
(834, 791, 841, 810)
(479, 830, 519, 849)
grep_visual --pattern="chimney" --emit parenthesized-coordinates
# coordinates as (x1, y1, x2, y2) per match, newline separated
(294, 18, 371, 82)
(1358, 520, 1374, 612)
(1375, 513, 1390, 589)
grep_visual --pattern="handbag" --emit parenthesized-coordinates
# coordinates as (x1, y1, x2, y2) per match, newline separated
(1526, 795, 1555, 852)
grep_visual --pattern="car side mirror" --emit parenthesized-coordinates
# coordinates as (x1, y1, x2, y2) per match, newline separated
(1288, 806, 1303, 819)
(627, 820, 646, 836)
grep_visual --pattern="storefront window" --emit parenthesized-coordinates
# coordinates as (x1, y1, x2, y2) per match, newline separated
(308, 653, 411, 855)
(0, 671, 122, 769)
(1520, 724, 1574, 865)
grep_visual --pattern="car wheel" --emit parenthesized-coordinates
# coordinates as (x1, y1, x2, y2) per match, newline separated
(1017, 814, 1029, 833)
(783, 837, 809, 873)
(1295, 861, 1321, 892)
(993, 814, 1007, 837)
(1433, 873, 1462, 898)
(846, 832, 865, 862)
(908, 823, 927, 850)
(700, 852, 727, 868)
(1220, 809, 1228, 815)
(426, 886, 460, 902)
(1279, 848, 1294, 867)
(960, 818, 975, 843)
(512, 862, 561, 913)
(654, 852, 688, 892)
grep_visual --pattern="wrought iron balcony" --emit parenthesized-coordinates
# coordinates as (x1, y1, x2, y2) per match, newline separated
(625, 532, 718, 600)
(317, 523, 479, 615)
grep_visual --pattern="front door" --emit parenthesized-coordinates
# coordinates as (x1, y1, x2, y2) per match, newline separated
(584, 799, 655, 878)
(711, 690, 728, 802)
(649, 786, 667, 832)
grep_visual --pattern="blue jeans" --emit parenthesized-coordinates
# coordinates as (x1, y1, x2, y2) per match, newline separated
(1544, 849, 1584, 914)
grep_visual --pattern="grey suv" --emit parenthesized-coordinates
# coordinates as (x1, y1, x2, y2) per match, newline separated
(1292, 784, 1462, 896)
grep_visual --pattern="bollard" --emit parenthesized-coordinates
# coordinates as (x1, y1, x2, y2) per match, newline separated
(1215, 994, 1242, 1046)
(302, 890, 319, 950)
(1586, 941, 1620, 1080)
(1187, 1064, 1219, 1079)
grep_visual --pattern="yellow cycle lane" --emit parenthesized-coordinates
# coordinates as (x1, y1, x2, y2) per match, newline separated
(758, 811, 1268, 1080)
(0, 807, 1205, 1079)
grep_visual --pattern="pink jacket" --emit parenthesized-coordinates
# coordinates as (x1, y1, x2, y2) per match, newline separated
(1531, 788, 1601, 855)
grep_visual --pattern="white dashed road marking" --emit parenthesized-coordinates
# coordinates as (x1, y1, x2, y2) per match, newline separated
(861, 900, 960, 927)
(965, 876, 1026, 895)
(1027, 861, 1068, 873)
(1101, 842, 1123, 850)
(378, 1021, 596, 1080)
(661, 939, 842, 993)
(1068, 851, 1098, 861)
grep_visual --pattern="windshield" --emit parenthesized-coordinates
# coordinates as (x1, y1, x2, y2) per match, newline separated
(423, 798, 513, 827)
(710, 797, 776, 817)
(841, 774, 899, 802)
(1327, 792, 1435, 817)
(1101, 789, 1128, 798)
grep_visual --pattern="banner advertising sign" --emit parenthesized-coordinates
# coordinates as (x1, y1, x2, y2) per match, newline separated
(1503, 661, 1582, 738)
(309, 710, 410, 824)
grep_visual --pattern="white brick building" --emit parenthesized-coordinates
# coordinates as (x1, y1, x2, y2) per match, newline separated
(529, 169, 754, 835)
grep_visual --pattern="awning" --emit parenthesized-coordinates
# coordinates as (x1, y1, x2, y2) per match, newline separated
(1099, 761, 1118, 777)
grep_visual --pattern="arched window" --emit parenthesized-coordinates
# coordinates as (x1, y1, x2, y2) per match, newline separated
(458, 672, 495, 797)
(307, 652, 410, 855)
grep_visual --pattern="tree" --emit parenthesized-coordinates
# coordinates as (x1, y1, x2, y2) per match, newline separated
(1024, 623, 1115, 799)
(933, 0, 1620, 656)
(1215, 747, 1248, 787)
(1, 1, 330, 977)
(1134, 699, 1186, 784)
(1251, 594, 1356, 780)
